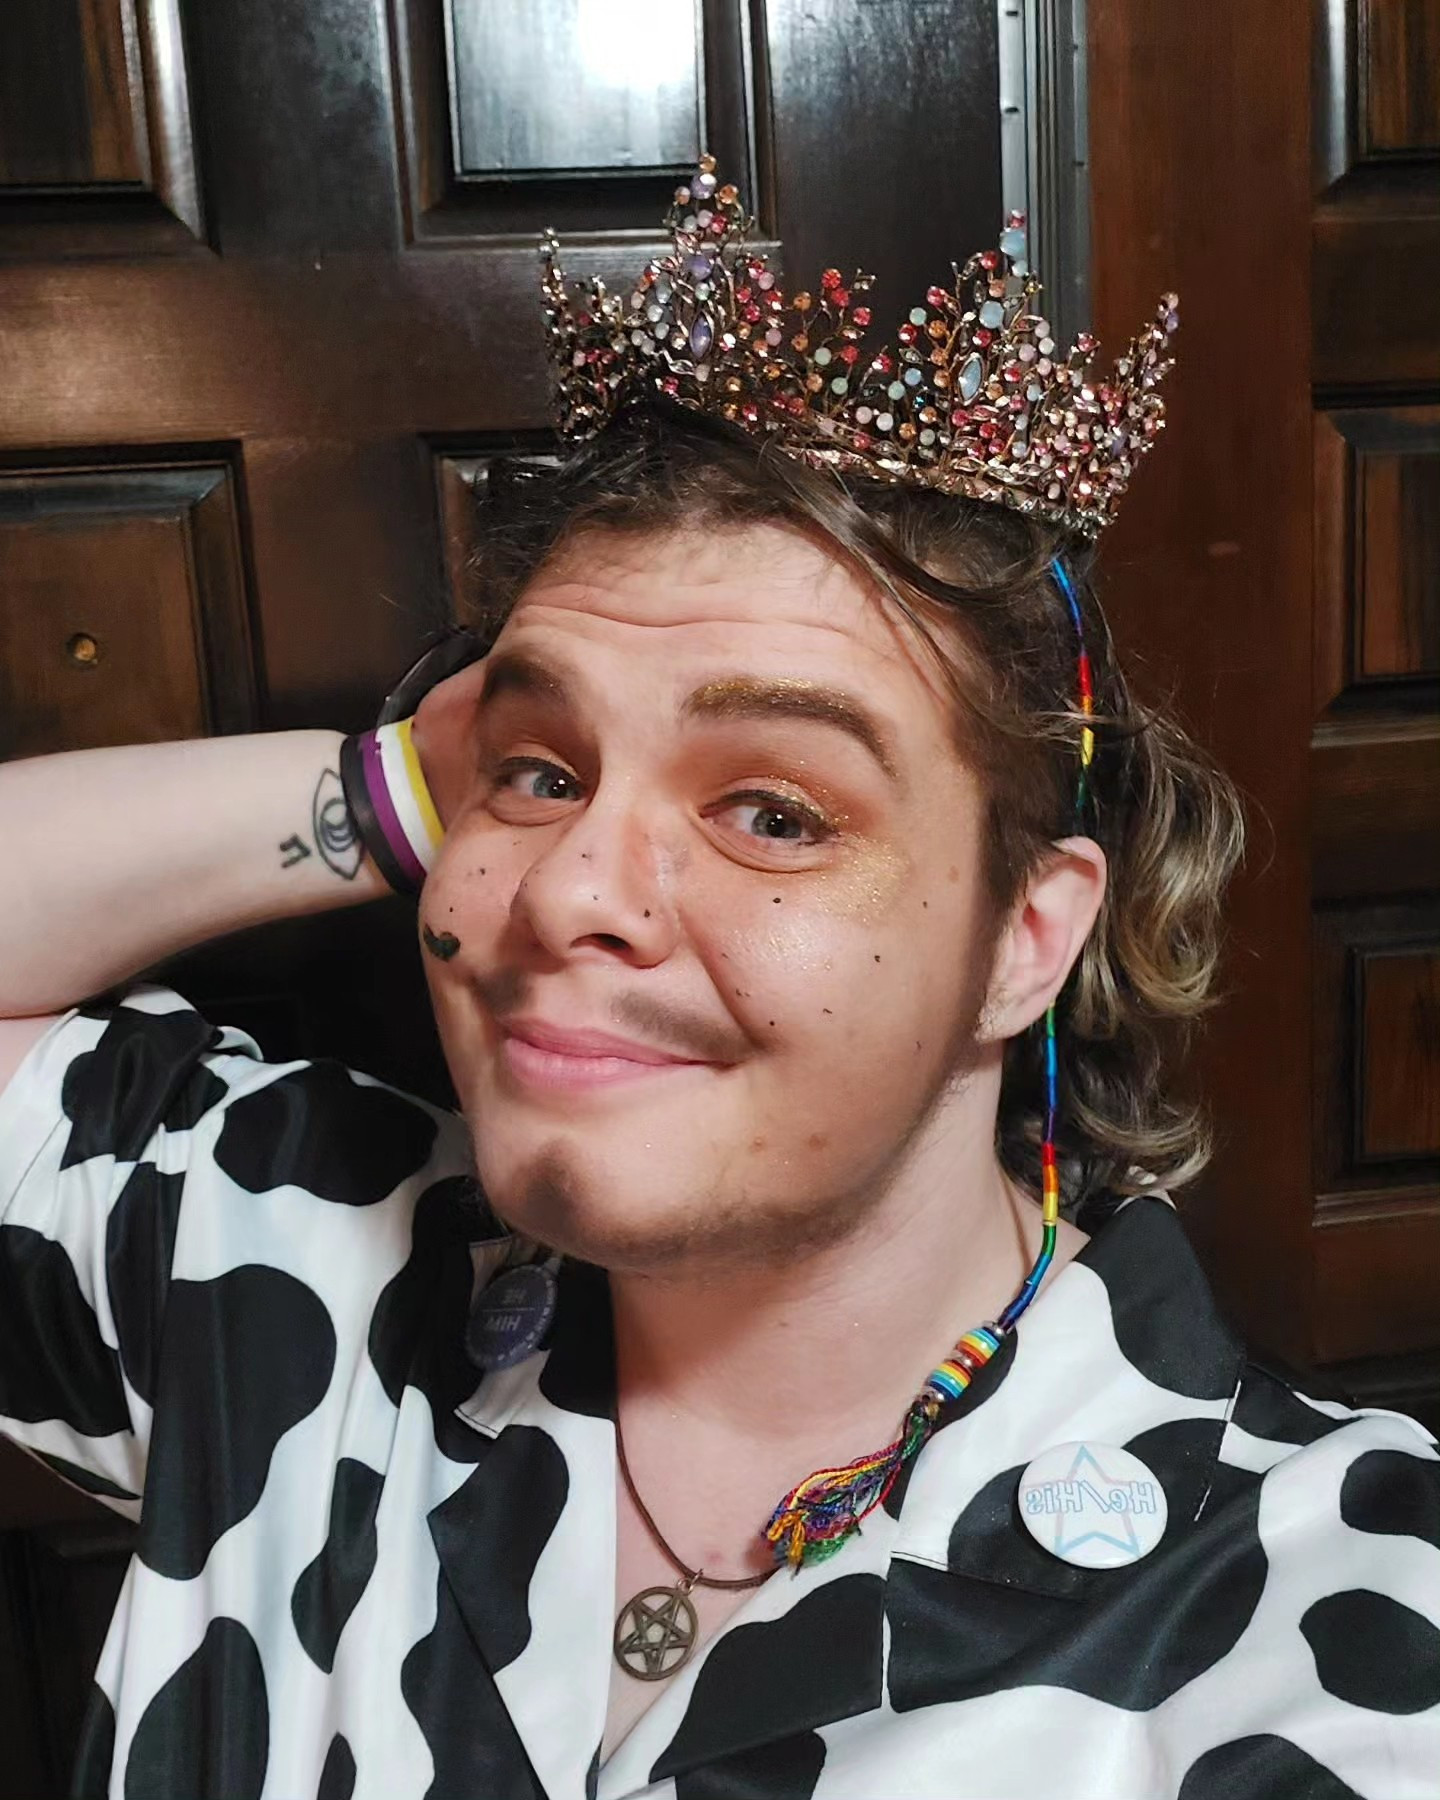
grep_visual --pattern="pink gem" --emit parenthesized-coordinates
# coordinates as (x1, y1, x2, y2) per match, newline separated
(736, 286, 752, 302)
(872, 352, 895, 374)
(926, 285, 948, 307)
(832, 287, 850, 307)
(974, 327, 993, 348)
(950, 407, 970, 427)
(853, 306, 872, 326)
(821, 268, 842, 289)
(979, 251, 998, 270)
(840, 344, 859, 364)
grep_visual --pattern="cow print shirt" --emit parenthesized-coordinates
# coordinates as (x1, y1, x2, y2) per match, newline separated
(1, 982, 1438, 1800)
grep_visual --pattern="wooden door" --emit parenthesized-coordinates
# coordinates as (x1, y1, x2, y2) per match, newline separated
(0, 2, 1003, 1789)
(1090, 0, 1440, 1422)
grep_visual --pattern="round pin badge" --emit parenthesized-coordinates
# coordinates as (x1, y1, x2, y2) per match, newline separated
(1017, 1440, 1167, 1568)
(465, 1262, 558, 1371)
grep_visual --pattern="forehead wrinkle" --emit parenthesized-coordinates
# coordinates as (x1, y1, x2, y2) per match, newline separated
(682, 676, 902, 783)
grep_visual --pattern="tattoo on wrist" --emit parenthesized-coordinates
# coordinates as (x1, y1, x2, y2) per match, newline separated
(285, 767, 363, 881)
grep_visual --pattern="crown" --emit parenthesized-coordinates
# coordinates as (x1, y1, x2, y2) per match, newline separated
(540, 155, 1178, 539)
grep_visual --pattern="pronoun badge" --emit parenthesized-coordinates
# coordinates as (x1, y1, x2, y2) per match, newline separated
(1017, 1440, 1167, 1567)
(465, 1262, 558, 1370)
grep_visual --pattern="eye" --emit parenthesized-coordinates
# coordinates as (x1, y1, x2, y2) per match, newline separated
(491, 756, 586, 809)
(709, 791, 833, 852)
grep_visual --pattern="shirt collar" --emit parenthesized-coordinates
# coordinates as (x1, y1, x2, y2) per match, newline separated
(888, 1194, 1247, 1594)
(437, 1194, 1247, 1787)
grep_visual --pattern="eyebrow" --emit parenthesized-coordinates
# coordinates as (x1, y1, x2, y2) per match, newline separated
(479, 650, 575, 710)
(479, 653, 902, 783)
(682, 677, 901, 781)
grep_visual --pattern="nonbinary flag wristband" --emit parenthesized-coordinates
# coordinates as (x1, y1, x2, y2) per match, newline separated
(339, 717, 445, 897)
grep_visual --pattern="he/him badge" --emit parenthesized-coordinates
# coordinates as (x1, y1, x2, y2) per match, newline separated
(465, 1262, 558, 1370)
(1017, 1440, 1167, 1567)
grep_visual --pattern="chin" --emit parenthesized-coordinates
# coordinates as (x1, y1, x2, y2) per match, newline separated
(466, 1118, 884, 1278)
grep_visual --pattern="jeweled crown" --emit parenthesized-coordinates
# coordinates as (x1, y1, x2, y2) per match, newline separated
(540, 155, 1179, 539)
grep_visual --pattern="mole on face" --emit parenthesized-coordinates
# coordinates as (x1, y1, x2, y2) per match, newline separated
(422, 923, 462, 961)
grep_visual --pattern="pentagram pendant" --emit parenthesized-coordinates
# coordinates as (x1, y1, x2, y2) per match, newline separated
(613, 1579, 699, 1681)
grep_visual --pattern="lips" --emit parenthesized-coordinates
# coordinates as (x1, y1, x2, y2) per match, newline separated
(497, 1017, 708, 1093)
(503, 1018, 695, 1064)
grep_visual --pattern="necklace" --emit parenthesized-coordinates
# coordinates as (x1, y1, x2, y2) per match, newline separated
(612, 1415, 773, 1681)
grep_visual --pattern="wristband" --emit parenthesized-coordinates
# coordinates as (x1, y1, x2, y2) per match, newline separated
(339, 716, 445, 897)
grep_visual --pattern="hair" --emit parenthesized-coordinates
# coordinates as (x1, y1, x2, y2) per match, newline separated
(459, 400, 1245, 1227)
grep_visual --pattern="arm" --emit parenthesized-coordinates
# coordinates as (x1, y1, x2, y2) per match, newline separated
(0, 730, 390, 1019)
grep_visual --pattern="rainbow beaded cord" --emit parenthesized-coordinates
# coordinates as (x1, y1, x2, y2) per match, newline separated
(762, 555, 1092, 1573)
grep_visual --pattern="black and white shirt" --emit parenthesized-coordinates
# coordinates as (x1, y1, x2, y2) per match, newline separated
(1, 982, 1437, 1800)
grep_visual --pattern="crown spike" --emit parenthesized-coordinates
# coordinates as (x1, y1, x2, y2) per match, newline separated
(540, 160, 1178, 539)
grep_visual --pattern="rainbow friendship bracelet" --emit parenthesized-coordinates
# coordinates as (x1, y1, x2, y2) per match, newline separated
(762, 556, 1092, 1573)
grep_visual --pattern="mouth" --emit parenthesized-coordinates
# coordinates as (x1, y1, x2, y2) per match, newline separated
(496, 1017, 713, 1094)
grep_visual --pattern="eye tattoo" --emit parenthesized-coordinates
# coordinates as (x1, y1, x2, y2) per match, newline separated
(299, 767, 363, 881)
(423, 923, 461, 961)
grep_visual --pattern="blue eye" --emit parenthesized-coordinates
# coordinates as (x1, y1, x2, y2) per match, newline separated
(526, 766, 581, 801)
(743, 804, 808, 841)
(494, 758, 584, 804)
(713, 793, 831, 849)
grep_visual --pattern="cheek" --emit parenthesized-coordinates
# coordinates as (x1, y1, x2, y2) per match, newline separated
(420, 821, 524, 945)
(693, 852, 970, 1057)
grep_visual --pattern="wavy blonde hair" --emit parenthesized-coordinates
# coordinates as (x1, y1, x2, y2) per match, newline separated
(465, 402, 1246, 1224)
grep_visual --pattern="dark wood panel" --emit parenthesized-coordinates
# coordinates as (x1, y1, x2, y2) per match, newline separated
(1317, 0, 1440, 189)
(0, 0, 203, 249)
(448, 0, 702, 177)
(1327, 1344, 1440, 1435)
(765, 0, 1000, 342)
(0, 462, 256, 760)
(1314, 1203, 1440, 1359)
(1088, 0, 1316, 1359)
(1361, 0, 1440, 155)
(1360, 947, 1440, 1157)
(1313, 897, 1440, 1210)
(1314, 211, 1440, 388)
(1312, 722, 1440, 899)
(1358, 448, 1440, 677)
(1314, 405, 1440, 709)
(390, 0, 756, 240)
(0, 0, 141, 189)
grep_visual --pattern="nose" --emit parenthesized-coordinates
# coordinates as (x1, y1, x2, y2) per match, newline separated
(509, 785, 678, 967)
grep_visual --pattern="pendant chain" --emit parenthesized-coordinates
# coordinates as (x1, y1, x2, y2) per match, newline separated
(615, 1413, 773, 1594)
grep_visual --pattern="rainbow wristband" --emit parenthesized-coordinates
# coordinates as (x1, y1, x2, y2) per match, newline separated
(339, 717, 445, 897)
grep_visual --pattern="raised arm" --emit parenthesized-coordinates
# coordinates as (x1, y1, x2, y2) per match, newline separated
(0, 731, 390, 1020)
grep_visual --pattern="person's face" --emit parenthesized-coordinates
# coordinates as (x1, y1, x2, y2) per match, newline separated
(421, 521, 1005, 1273)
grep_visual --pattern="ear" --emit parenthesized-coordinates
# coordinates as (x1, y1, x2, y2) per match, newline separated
(979, 836, 1107, 1041)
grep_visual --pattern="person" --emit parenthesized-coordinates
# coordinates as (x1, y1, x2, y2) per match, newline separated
(1, 158, 1436, 1800)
